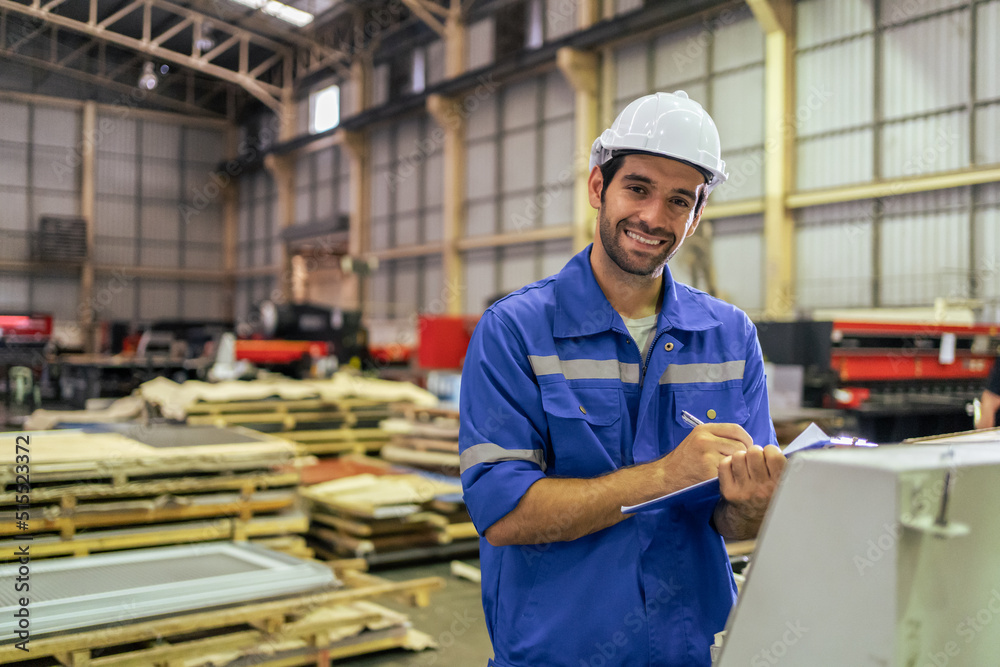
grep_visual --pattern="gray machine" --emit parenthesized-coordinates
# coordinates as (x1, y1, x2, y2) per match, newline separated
(716, 436, 1000, 666)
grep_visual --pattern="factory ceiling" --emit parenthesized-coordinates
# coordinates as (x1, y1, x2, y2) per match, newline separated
(0, 0, 437, 119)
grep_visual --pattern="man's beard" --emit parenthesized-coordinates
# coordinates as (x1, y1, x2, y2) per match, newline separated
(598, 208, 678, 277)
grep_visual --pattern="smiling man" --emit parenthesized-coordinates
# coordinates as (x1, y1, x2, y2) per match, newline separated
(459, 91, 785, 667)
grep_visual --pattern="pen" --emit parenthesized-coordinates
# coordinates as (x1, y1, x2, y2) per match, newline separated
(681, 410, 704, 428)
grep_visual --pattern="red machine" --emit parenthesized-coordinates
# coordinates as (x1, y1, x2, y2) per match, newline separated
(757, 319, 1000, 441)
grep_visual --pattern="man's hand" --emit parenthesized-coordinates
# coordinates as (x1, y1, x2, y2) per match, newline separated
(714, 444, 786, 539)
(656, 423, 753, 490)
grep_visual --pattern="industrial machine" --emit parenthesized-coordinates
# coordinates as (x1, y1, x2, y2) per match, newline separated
(240, 301, 370, 376)
(0, 313, 52, 423)
(715, 435, 1000, 666)
(757, 320, 1000, 441)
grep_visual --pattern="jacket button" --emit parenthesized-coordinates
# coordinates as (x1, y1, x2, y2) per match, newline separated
(579, 405, 587, 415)
(706, 409, 717, 420)
(664, 342, 674, 351)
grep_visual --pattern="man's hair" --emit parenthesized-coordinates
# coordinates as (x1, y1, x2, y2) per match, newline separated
(599, 151, 709, 212)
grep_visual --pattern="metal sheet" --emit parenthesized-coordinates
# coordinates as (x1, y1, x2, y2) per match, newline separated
(466, 141, 497, 200)
(796, 38, 874, 137)
(881, 110, 970, 179)
(796, 0, 874, 50)
(541, 238, 572, 279)
(654, 24, 710, 89)
(0, 543, 335, 641)
(711, 67, 764, 152)
(503, 78, 539, 131)
(463, 248, 496, 313)
(499, 243, 536, 293)
(975, 104, 1000, 165)
(502, 129, 537, 193)
(797, 129, 874, 190)
(138, 279, 181, 320)
(978, 1, 1000, 98)
(711, 7, 762, 71)
(881, 10, 971, 120)
(615, 41, 648, 103)
(466, 17, 495, 71)
(713, 216, 764, 313)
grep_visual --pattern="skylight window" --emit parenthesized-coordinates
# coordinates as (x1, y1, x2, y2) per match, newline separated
(229, 0, 314, 27)
(311, 84, 340, 133)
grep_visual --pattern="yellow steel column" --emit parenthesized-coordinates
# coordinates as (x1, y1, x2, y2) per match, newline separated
(222, 125, 239, 320)
(265, 94, 298, 303)
(80, 100, 96, 352)
(444, 5, 466, 79)
(342, 130, 370, 310)
(557, 47, 599, 252)
(427, 94, 466, 314)
(748, 0, 796, 319)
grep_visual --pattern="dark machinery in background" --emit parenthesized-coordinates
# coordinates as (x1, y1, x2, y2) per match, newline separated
(236, 301, 370, 377)
(757, 320, 999, 442)
(0, 313, 52, 424)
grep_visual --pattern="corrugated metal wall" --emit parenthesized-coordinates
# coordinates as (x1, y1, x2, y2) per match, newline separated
(234, 168, 278, 326)
(793, 0, 999, 311)
(0, 97, 226, 326)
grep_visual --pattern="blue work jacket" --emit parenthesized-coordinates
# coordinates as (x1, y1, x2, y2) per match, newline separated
(459, 246, 776, 667)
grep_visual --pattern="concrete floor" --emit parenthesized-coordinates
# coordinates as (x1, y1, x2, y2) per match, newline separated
(344, 560, 495, 667)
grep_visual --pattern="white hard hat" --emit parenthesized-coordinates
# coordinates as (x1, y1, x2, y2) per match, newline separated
(590, 90, 728, 194)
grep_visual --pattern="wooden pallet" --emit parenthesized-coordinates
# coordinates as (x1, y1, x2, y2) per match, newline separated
(0, 570, 444, 666)
(0, 512, 310, 561)
(0, 429, 296, 486)
(0, 488, 298, 538)
(284, 427, 390, 457)
(0, 471, 300, 505)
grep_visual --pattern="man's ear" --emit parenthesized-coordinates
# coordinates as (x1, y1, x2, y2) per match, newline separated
(684, 199, 706, 238)
(587, 166, 604, 210)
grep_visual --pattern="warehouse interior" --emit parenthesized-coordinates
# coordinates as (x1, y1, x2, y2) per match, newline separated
(1, 0, 999, 664)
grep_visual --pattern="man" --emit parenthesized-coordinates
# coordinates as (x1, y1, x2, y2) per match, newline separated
(975, 358, 1000, 429)
(459, 91, 785, 667)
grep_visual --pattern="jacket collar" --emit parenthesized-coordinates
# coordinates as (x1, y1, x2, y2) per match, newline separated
(553, 245, 722, 338)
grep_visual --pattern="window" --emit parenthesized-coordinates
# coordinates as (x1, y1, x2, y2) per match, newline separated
(310, 85, 340, 134)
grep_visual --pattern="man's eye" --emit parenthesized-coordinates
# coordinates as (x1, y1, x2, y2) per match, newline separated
(627, 186, 645, 194)
(672, 198, 691, 208)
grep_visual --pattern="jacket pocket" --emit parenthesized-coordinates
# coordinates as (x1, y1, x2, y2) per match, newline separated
(670, 385, 750, 429)
(540, 384, 623, 474)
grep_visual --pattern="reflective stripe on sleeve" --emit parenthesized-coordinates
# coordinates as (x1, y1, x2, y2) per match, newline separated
(659, 360, 746, 385)
(528, 355, 640, 383)
(460, 443, 547, 473)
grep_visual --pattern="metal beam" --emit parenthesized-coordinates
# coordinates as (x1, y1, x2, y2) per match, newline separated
(0, 0, 289, 109)
(427, 93, 465, 314)
(750, 0, 796, 320)
(556, 47, 598, 253)
(786, 165, 1000, 209)
(0, 49, 226, 117)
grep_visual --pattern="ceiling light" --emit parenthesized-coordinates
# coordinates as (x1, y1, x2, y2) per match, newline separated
(195, 22, 215, 52)
(138, 61, 158, 91)
(228, 0, 314, 27)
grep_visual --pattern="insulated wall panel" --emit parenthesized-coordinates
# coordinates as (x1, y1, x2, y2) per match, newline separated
(978, 1, 1000, 99)
(797, 0, 874, 49)
(711, 6, 763, 71)
(881, 10, 970, 120)
(421, 255, 445, 313)
(499, 244, 536, 294)
(541, 238, 573, 279)
(795, 202, 874, 310)
(466, 18, 494, 71)
(654, 25, 710, 89)
(0, 273, 30, 311)
(795, 39, 874, 137)
(33, 276, 80, 321)
(393, 258, 420, 319)
(975, 104, 1000, 166)
(546, 0, 577, 40)
(138, 280, 181, 319)
(797, 130, 874, 190)
(711, 217, 765, 314)
(880, 189, 970, 306)
(367, 263, 391, 319)
(463, 248, 496, 314)
(881, 111, 969, 179)
(711, 68, 764, 152)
